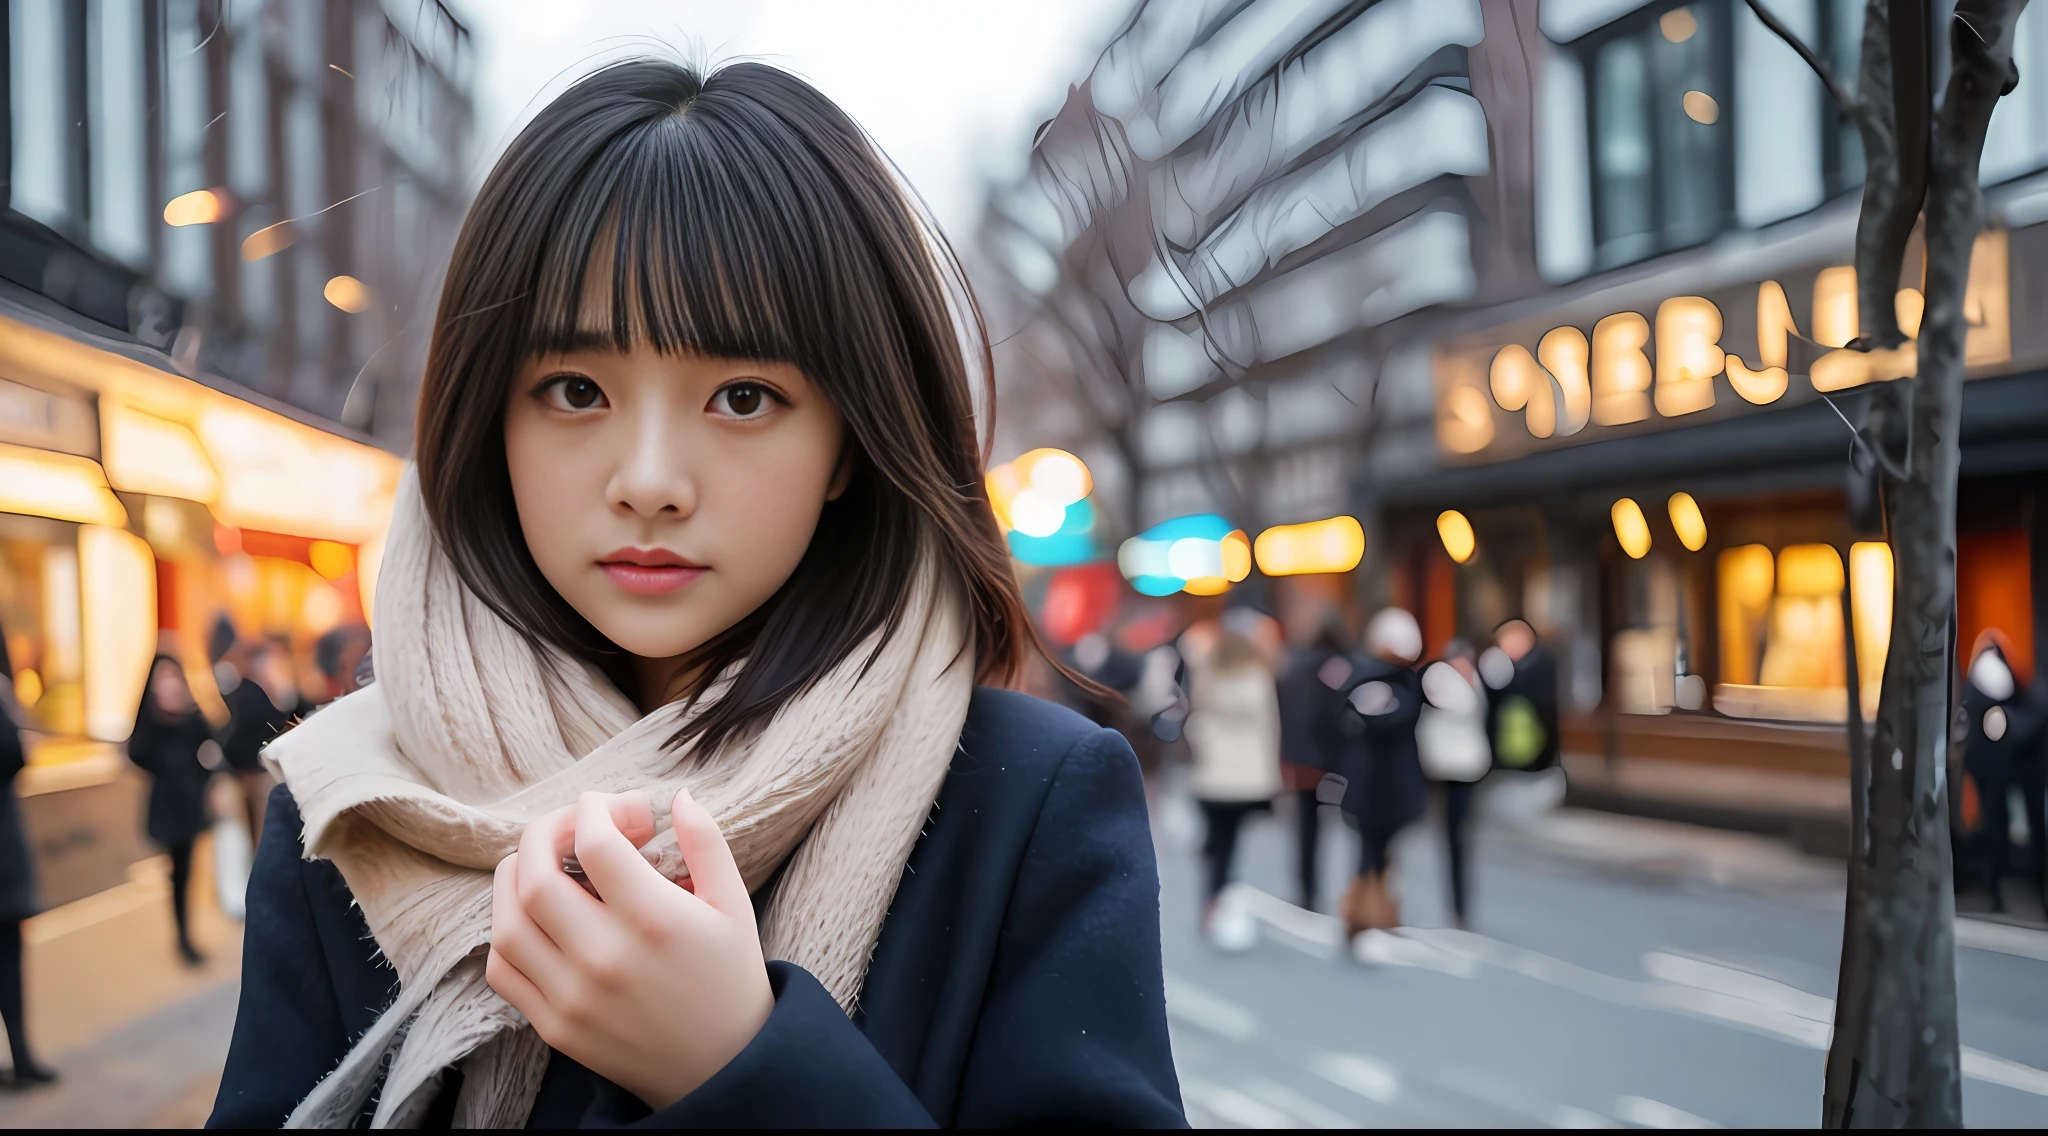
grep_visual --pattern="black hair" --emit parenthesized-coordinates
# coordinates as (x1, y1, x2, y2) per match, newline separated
(415, 60, 1050, 753)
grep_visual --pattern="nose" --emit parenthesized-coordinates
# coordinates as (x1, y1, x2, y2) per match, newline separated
(605, 410, 696, 521)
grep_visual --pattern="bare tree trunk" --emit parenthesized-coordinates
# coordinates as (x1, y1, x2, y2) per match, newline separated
(1751, 0, 2027, 1124)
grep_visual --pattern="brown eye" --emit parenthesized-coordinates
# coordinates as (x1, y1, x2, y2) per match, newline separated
(714, 382, 772, 419)
(536, 374, 606, 412)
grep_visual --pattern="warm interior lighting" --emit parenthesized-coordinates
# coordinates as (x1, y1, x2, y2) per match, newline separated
(1436, 510, 1476, 564)
(101, 401, 221, 503)
(1537, 326, 1592, 435)
(1717, 545, 1775, 685)
(1591, 313, 1652, 425)
(1654, 297, 1722, 416)
(1682, 91, 1720, 125)
(242, 221, 296, 261)
(309, 540, 355, 581)
(163, 188, 224, 226)
(1254, 515, 1365, 576)
(1660, 7, 1698, 42)
(1611, 498, 1652, 559)
(1850, 542, 1893, 707)
(0, 442, 128, 526)
(79, 525, 157, 743)
(1667, 492, 1707, 551)
(324, 275, 373, 314)
(1727, 281, 1794, 404)
(1896, 287, 1925, 338)
(1777, 543, 1845, 597)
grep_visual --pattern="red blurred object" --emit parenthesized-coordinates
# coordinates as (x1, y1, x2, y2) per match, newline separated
(213, 523, 243, 556)
(1041, 563, 1121, 646)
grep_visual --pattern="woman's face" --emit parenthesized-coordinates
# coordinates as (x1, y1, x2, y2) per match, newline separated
(504, 345, 848, 683)
(150, 661, 193, 713)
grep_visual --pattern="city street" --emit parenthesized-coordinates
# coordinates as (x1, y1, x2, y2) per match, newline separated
(1155, 781, 2048, 1128)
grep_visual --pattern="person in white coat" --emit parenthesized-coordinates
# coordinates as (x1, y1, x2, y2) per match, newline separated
(1184, 630, 1283, 927)
(1417, 639, 1490, 928)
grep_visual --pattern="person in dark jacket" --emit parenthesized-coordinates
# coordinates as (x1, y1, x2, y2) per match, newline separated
(219, 639, 300, 848)
(1276, 622, 1351, 911)
(1336, 608, 1427, 939)
(1962, 630, 2046, 914)
(1481, 619, 1562, 772)
(0, 628, 53, 1087)
(127, 654, 216, 966)
(211, 689, 1183, 1128)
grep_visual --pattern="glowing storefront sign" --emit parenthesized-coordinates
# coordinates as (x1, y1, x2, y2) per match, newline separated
(1437, 231, 2013, 459)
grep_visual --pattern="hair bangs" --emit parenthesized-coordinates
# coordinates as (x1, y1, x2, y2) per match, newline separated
(523, 116, 807, 368)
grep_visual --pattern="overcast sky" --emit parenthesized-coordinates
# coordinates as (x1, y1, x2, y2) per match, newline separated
(467, 0, 1129, 240)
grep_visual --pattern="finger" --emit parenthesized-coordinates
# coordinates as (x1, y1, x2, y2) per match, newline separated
(484, 945, 551, 1032)
(545, 791, 657, 859)
(670, 788, 750, 914)
(572, 791, 677, 915)
(491, 853, 574, 993)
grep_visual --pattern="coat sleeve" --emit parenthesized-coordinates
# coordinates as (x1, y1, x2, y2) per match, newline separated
(207, 788, 363, 1128)
(586, 727, 1186, 1129)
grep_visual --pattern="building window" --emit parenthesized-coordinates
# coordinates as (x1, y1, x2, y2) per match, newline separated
(8, 0, 89, 234)
(1583, 2, 1734, 267)
(1820, 0, 1866, 197)
(160, 0, 213, 298)
(86, 0, 151, 267)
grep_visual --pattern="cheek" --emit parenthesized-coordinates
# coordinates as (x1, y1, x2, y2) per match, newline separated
(504, 414, 597, 580)
(707, 427, 841, 581)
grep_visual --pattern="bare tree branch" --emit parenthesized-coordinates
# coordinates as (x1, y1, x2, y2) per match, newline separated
(1744, 0, 1867, 119)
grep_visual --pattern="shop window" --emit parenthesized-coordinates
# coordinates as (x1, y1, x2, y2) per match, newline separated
(0, 518, 86, 739)
(1957, 529, 2033, 684)
(1582, 2, 1733, 267)
(1610, 554, 1682, 714)
(9, 0, 89, 233)
(1715, 541, 1892, 721)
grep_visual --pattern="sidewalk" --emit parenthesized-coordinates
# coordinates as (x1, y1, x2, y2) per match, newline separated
(0, 835, 243, 1129)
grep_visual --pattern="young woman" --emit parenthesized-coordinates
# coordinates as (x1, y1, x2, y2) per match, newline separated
(208, 61, 1182, 1129)
(127, 655, 216, 966)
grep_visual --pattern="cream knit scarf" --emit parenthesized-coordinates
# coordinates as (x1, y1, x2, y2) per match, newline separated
(263, 470, 973, 1128)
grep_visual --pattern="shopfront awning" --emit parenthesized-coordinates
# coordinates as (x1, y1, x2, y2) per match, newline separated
(0, 307, 402, 544)
(1373, 370, 2048, 512)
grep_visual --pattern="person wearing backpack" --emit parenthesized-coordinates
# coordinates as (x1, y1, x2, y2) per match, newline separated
(1480, 619, 1560, 773)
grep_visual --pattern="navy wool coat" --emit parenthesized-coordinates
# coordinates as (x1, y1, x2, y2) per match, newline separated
(208, 688, 1187, 1128)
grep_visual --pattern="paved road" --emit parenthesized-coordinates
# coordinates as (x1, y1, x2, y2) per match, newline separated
(1154, 786, 2048, 1128)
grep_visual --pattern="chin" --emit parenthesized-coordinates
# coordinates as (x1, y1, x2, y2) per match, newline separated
(599, 622, 708, 660)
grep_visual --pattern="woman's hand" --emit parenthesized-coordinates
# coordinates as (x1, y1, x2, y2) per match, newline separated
(485, 789, 773, 1110)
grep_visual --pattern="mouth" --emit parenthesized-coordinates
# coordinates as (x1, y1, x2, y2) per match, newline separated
(596, 548, 707, 596)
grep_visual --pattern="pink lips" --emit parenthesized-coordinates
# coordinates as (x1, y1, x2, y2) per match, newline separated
(597, 547, 706, 596)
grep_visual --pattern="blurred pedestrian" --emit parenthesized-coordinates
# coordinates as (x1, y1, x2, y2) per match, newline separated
(1417, 640, 1491, 929)
(0, 625, 54, 1088)
(1481, 618, 1561, 772)
(1184, 630, 1282, 938)
(127, 655, 216, 966)
(1961, 630, 2046, 914)
(313, 625, 372, 704)
(221, 639, 302, 847)
(1276, 620, 1351, 911)
(1337, 608, 1426, 940)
